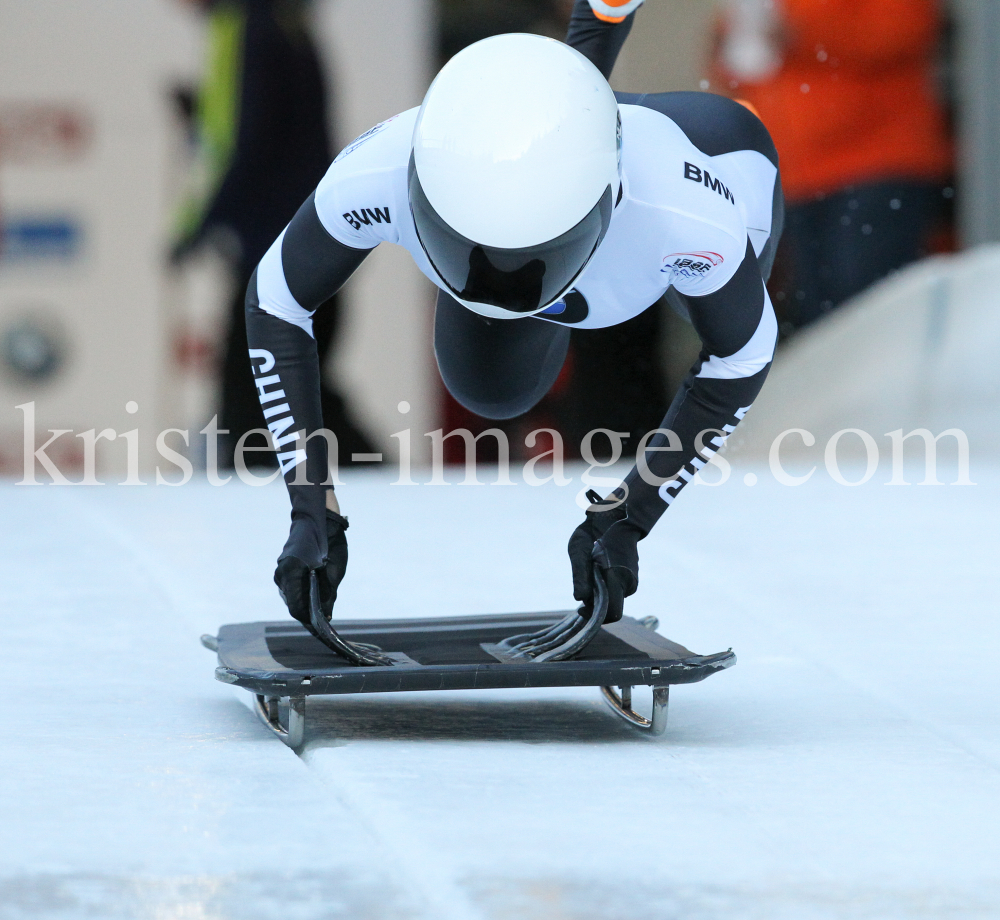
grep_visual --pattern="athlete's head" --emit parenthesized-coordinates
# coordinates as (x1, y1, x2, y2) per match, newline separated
(409, 33, 621, 320)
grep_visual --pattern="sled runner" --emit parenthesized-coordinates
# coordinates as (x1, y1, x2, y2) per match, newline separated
(202, 605, 735, 748)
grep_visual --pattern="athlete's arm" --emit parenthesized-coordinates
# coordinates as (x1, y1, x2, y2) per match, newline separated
(569, 240, 775, 621)
(564, 0, 644, 79)
(621, 239, 775, 531)
(245, 191, 374, 570)
(245, 109, 408, 627)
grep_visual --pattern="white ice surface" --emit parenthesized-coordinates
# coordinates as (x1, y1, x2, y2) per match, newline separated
(1, 465, 999, 919)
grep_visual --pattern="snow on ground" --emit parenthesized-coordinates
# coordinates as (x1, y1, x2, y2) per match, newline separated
(1, 461, 998, 919)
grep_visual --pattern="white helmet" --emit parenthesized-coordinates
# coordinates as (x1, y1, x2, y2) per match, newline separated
(409, 33, 621, 319)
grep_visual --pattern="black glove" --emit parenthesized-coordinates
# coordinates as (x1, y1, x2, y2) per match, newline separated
(274, 510, 349, 627)
(568, 490, 644, 624)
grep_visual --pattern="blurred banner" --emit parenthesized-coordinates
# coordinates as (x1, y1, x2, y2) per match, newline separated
(0, 0, 434, 478)
(0, 0, 206, 478)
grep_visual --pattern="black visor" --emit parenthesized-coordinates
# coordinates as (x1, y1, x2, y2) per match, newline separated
(408, 153, 613, 314)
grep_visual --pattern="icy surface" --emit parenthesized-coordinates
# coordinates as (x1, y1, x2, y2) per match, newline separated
(1, 465, 998, 919)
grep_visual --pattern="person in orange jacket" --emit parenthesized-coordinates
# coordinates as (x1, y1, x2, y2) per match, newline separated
(711, 0, 953, 331)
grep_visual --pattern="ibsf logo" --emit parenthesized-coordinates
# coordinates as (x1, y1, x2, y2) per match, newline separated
(661, 251, 724, 279)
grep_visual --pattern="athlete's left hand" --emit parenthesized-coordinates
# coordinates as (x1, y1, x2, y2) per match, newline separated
(274, 510, 349, 626)
(567, 491, 643, 623)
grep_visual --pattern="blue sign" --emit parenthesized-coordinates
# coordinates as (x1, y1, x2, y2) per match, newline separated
(0, 216, 82, 262)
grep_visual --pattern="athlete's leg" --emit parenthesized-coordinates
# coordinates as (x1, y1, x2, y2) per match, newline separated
(564, 0, 636, 80)
(434, 290, 570, 420)
(617, 91, 778, 164)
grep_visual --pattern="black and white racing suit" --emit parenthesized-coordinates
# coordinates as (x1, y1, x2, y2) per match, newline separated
(245, 0, 783, 578)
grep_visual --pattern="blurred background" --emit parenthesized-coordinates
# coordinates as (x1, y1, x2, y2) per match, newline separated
(0, 0, 996, 478)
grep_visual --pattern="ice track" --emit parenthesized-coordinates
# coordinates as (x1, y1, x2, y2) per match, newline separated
(1, 465, 999, 920)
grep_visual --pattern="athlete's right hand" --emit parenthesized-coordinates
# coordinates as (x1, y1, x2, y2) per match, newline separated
(567, 491, 642, 624)
(274, 511, 350, 626)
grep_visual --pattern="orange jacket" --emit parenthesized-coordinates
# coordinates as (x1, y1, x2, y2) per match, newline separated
(712, 0, 952, 202)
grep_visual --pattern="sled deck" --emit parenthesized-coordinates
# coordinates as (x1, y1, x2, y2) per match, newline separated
(202, 612, 735, 748)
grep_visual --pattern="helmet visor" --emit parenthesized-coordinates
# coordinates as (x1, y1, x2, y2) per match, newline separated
(408, 153, 613, 314)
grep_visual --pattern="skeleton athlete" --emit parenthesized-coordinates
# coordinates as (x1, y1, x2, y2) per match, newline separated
(245, 0, 783, 658)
